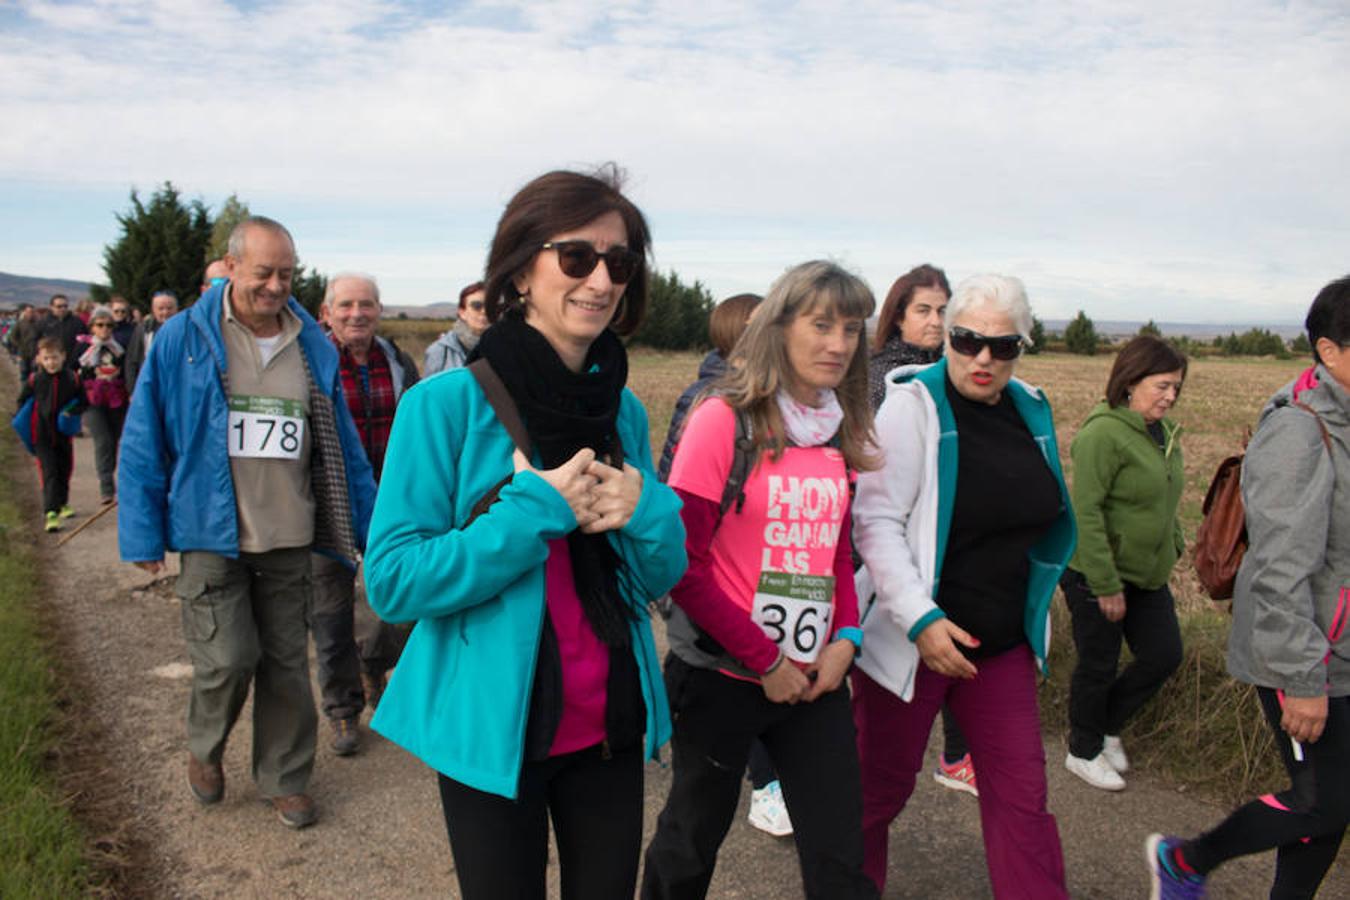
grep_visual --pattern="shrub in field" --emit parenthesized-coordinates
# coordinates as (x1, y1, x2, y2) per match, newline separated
(1064, 310, 1100, 355)
(631, 270, 715, 350)
(1139, 319, 1162, 337)
(1026, 316, 1046, 354)
(1219, 328, 1291, 359)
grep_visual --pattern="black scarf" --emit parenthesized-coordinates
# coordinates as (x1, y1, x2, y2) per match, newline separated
(472, 313, 635, 648)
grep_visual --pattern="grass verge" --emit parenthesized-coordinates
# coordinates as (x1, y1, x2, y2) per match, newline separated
(0, 409, 95, 896)
(1039, 600, 1283, 805)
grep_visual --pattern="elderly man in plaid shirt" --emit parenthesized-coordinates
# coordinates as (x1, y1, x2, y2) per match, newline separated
(313, 272, 421, 756)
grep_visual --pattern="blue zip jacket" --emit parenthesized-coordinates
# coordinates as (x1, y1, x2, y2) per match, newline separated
(117, 285, 377, 563)
(364, 367, 686, 799)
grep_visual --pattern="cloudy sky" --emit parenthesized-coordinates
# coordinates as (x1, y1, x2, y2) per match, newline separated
(2, 0, 1347, 322)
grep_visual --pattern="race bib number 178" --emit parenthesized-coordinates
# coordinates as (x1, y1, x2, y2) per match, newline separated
(228, 395, 305, 460)
(752, 571, 835, 664)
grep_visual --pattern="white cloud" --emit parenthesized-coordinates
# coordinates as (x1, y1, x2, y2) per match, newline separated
(1, 0, 1347, 315)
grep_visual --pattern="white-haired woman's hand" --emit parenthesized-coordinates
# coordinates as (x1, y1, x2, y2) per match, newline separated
(915, 618, 980, 680)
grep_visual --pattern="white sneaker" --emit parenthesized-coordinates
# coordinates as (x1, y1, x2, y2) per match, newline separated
(747, 780, 794, 837)
(1102, 735, 1130, 773)
(1065, 752, 1126, 791)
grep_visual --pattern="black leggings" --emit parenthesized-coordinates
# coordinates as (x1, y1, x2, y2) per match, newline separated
(437, 742, 644, 900)
(642, 655, 877, 900)
(1182, 690, 1349, 899)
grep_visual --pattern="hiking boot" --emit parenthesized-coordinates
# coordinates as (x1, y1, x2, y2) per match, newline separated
(747, 780, 793, 837)
(1066, 751, 1126, 791)
(187, 754, 224, 805)
(1146, 834, 1207, 899)
(361, 671, 386, 711)
(933, 752, 979, 797)
(44, 511, 61, 532)
(1102, 734, 1130, 773)
(270, 793, 317, 829)
(330, 717, 361, 756)
(58, 505, 75, 519)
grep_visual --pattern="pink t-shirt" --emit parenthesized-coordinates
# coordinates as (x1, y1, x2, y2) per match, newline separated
(544, 538, 609, 757)
(668, 397, 851, 613)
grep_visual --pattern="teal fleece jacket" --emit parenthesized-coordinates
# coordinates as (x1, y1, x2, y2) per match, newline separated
(363, 367, 685, 799)
(1067, 402, 1184, 596)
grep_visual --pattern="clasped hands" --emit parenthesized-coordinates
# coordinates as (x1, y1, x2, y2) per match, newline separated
(514, 447, 642, 534)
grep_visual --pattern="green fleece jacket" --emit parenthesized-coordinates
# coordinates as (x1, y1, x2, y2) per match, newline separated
(1068, 402, 1184, 595)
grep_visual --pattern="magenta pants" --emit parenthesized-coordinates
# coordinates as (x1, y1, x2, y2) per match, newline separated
(851, 644, 1067, 899)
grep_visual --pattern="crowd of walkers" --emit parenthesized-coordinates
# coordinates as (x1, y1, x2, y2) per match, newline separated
(3, 167, 1347, 899)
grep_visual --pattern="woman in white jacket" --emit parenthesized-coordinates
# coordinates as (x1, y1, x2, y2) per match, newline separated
(851, 274, 1076, 899)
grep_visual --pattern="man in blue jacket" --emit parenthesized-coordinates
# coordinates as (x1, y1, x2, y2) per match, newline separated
(117, 217, 377, 829)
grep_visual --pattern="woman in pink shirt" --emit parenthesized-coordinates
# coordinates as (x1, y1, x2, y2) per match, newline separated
(642, 260, 880, 900)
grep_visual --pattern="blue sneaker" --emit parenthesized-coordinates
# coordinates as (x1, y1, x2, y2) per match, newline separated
(1146, 834, 1206, 899)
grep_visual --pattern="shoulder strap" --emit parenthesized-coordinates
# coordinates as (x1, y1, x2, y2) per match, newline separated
(468, 358, 531, 456)
(1290, 400, 1333, 454)
(719, 408, 755, 516)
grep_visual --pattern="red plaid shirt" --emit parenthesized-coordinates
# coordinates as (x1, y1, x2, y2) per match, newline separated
(333, 337, 396, 480)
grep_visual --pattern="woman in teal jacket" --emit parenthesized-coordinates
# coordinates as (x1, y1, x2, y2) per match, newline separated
(1061, 336, 1187, 792)
(363, 169, 686, 899)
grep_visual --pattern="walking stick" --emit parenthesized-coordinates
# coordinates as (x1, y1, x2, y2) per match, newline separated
(55, 499, 117, 547)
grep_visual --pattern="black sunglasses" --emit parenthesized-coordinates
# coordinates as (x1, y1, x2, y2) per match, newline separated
(949, 326, 1024, 361)
(540, 240, 641, 284)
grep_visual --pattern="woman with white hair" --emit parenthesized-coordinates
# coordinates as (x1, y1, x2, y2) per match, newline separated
(851, 274, 1076, 898)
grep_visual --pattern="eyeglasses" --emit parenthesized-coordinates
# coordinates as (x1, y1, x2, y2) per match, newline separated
(91, 321, 113, 329)
(540, 241, 641, 284)
(949, 326, 1024, 361)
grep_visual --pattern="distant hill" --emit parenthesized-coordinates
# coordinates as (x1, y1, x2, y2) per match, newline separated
(0, 271, 99, 309)
(1040, 319, 1303, 341)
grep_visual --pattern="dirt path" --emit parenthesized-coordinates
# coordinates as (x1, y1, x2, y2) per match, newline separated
(15, 359, 1347, 898)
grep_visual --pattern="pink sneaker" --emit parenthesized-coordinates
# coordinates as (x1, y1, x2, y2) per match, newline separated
(934, 752, 978, 797)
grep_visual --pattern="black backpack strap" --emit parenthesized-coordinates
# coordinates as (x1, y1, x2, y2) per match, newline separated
(718, 408, 755, 516)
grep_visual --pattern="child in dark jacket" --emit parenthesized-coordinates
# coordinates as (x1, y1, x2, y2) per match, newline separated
(18, 337, 85, 531)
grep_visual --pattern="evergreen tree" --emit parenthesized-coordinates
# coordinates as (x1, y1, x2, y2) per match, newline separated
(1139, 319, 1162, 337)
(207, 194, 251, 262)
(291, 264, 328, 318)
(1290, 333, 1311, 356)
(632, 270, 715, 350)
(1027, 316, 1046, 355)
(92, 182, 212, 311)
(1064, 310, 1099, 355)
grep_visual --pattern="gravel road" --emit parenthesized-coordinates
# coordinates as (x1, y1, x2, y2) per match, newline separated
(14, 360, 1345, 898)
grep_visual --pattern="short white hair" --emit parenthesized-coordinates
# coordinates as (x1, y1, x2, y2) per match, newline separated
(324, 272, 381, 306)
(945, 274, 1033, 341)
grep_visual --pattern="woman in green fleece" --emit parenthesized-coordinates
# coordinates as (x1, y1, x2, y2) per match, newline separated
(1061, 336, 1188, 791)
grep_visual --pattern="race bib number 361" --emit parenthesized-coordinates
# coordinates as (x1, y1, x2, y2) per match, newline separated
(752, 572, 835, 664)
(228, 395, 305, 460)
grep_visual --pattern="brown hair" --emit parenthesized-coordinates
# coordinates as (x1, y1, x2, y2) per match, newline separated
(872, 263, 951, 352)
(458, 281, 485, 309)
(708, 293, 763, 357)
(1105, 336, 1188, 408)
(483, 166, 650, 336)
(718, 261, 879, 472)
(36, 336, 64, 354)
